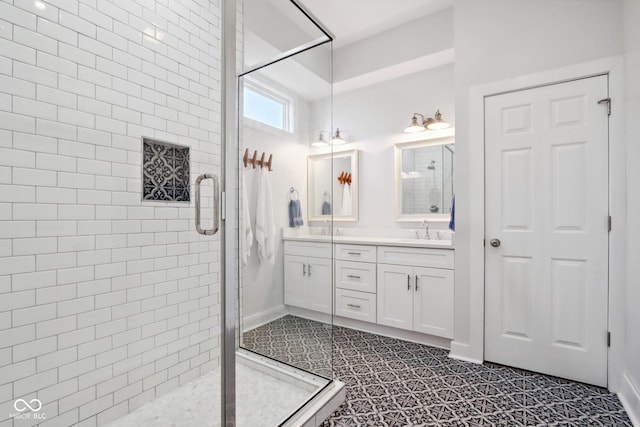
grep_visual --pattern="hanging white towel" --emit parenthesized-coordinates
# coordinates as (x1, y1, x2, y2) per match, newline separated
(340, 184, 352, 216)
(255, 168, 276, 265)
(241, 170, 253, 267)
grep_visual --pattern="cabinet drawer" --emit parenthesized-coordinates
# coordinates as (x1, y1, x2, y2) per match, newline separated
(335, 289, 376, 322)
(335, 260, 376, 293)
(335, 244, 376, 262)
(377, 246, 454, 269)
(284, 240, 331, 258)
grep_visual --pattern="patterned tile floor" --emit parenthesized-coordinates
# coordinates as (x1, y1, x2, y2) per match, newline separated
(244, 315, 632, 427)
(242, 315, 333, 378)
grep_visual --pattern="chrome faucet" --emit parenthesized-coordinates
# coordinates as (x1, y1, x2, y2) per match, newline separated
(321, 219, 331, 236)
(421, 219, 430, 240)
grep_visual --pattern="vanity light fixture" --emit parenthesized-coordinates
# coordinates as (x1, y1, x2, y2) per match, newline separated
(404, 114, 427, 133)
(312, 131, 329, 147)
(404, 110, 450, 133)
(331, 128, 346, 145)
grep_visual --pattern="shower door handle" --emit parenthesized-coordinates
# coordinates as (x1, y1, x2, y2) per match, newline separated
(195, 173, 220, 236)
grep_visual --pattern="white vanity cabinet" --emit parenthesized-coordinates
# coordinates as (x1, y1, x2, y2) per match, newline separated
(282, 236, 455, 341)
(377, 246, 454, 339)
(334, 244, 377, 322)
(284, 241, 332, 314)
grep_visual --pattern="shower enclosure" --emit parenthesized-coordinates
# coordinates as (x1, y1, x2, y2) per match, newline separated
(0, 0, 337, 425)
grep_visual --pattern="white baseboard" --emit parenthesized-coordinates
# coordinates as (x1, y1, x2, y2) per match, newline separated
(242, 305, 287, 332)
(333, 315, 452, 350)
(449, 340, 483, 364)
(619, 373, 640, 427)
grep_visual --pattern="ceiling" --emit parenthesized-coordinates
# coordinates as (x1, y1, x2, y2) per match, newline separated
(297, 0, 454, 48)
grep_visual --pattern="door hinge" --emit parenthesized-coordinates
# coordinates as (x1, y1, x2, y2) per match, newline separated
(220, 191, 226, 220)
(608, 215, 612, 232)
(598, 97, 611, 116)
(483, 238, 486, 247)
(607, 331, 611, 347)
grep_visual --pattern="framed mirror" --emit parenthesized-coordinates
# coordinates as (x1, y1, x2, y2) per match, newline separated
(308, 149, 359, 222)
(394, 135, 454, 222)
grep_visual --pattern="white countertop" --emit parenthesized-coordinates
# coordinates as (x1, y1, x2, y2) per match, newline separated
(282, 234, 454, 249)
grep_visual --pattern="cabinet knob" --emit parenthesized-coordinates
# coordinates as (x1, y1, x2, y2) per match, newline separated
(302, 263, 307, 276)
(415, 275, 419, 291)
(347, 303, 361, 309)
(490, 238, 501, 248)
(407, 274, 411, 291)
(308, 264, 312, 276)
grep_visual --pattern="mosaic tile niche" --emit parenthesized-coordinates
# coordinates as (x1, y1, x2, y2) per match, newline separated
(142, 138, 191, 202)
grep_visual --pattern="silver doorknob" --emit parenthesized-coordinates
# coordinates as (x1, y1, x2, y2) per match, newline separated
(490, 239, 501, 248)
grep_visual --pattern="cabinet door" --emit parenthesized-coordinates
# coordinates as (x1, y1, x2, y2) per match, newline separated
(413, 267, 454, 338)
(377, 264, 413, 331)
(307, 256, 332, 314)
(284, 255, 307, 309)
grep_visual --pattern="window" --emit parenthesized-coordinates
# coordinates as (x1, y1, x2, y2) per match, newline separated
(243, 80, 293, 132)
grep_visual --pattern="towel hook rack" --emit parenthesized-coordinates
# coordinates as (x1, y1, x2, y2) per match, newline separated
(243, 148, 274, 171)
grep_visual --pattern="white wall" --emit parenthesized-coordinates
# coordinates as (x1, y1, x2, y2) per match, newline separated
(240, 123, 309, 328)
(311, 63, 455, 234)
(622, 0, 640, 421)
(0, 0, 222, 425)
(453, 0, 624, 360)
(334, 8, 453, 83)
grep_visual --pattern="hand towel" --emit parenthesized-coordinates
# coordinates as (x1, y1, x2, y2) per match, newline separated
(255, 168, 276, 265)
(322, 201, 332, 215)
(340, 184, 352, 216)
(241, 170, 253, 267)
(448, 194, 455, 231)
(289, 199, 304, 228)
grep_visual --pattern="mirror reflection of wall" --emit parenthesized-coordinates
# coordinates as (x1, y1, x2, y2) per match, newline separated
(396, 138, 454, 220)
(311, 158, 333, 217)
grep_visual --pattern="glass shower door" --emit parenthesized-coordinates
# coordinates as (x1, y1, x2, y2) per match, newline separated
(231, 0, 336, 424)
(235, 40, 334, 427)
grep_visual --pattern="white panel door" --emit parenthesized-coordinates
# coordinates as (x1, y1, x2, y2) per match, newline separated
(485, 75, 609, 387)
(307, 256, 332, 314)
(377, 264, 413, 330)
(413, 267, 454, 338)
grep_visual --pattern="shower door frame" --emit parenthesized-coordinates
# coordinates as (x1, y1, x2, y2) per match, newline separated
(221, 0, 238, 425)
(221, 0, 335, 425)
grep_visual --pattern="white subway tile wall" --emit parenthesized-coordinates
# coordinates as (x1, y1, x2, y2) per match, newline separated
(0, 0, 222, 426)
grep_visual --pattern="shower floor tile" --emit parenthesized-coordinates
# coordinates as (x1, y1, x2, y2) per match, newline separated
(107, 359, 316, 427)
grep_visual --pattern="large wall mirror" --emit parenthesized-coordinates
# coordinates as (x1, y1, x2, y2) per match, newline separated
(308, 149, 359, 222)
(394, 135, 454, 222)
